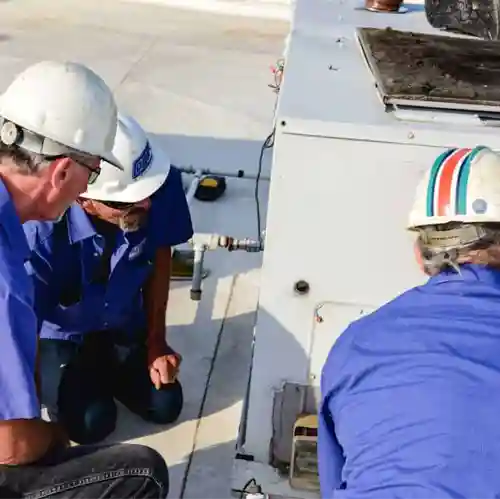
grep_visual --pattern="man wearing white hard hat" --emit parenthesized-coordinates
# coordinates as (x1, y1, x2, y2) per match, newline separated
(318, 146, 500, 498)
(23, 112, 193, 445)
(0, 61, 169, 499)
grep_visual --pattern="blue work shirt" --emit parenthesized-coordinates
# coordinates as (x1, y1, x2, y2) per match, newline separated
(0, 179, 39, 420)
(319, 264, 500, 499)
(23, 166, 193, 341)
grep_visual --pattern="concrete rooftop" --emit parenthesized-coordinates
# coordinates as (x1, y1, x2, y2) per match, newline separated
(0, 1, 288, 497)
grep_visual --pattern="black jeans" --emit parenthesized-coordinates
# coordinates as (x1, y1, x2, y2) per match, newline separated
(0, 443, 169, 498)
(39, 331, 183, 445)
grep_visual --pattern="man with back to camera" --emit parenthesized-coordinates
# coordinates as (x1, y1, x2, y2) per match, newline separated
(0, 60, 170, 498)
(23, 112, 194, 445)
(318, 145, 500, 499)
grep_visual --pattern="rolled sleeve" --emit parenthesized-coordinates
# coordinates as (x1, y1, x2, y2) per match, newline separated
(0, 284, 40, 420)
(149, 167, 194, 248)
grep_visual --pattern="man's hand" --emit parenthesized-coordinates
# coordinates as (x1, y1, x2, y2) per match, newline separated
(0, 420, 69, 465)
(148, 343, 182, 390)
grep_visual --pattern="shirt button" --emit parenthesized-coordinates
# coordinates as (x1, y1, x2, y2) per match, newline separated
(104, 302, 109, 308)
(103, 322, 109, 328)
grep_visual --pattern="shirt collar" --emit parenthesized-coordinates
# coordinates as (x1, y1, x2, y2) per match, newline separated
(67, 203, 96, 244)
(429, 264, 500, 289)
(0, 178, 30, 261)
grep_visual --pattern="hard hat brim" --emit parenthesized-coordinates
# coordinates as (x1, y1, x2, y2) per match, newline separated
(81, 139, 170, 203)
(101, 150, 124, 171)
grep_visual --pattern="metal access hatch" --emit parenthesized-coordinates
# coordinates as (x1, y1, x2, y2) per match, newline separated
(357, 27, 500, 113)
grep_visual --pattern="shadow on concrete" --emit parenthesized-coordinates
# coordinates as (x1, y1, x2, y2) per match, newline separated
(101, 299, 311, 497)
(101, 135, 312, 495)
(155, 132, 272, 279)
(152, 132, 271, 237)
(103, 133, 274, 442)
(173, 440, 239, 499)
(106, 310, 256, 443)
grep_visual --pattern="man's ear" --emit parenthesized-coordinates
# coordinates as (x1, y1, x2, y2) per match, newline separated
(49, 157, 73, 190)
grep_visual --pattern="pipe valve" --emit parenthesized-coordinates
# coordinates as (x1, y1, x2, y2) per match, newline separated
(188, 233, 264, 301)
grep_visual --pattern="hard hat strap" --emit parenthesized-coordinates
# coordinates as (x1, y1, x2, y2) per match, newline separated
(420, 225, 491, 250)
(418, 224, 500, 274)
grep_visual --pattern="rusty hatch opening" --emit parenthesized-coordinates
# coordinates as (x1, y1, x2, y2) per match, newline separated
(357, 27, 500, 112)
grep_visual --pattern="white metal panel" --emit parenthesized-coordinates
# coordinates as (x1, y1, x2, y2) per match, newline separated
(242, 132, 500, 464)
(234, 0, 500, 494)
(309, 302, 375, 383)
(244, 132, 437, 461)
(276, 0, 480, 130)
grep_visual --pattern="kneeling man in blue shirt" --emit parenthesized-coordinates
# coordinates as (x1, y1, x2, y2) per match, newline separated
(24, 113, 194, 445)
(319, 145, 500, 498)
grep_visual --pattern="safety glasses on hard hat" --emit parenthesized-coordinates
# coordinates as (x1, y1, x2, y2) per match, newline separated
(48, 151, 101, 185)
(72, 154, 101, 185)
(80, 162, 101, 185)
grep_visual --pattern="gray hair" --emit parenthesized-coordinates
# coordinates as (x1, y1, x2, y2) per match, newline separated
(416, 223, 500, 275)
(0, 143, 52, 175)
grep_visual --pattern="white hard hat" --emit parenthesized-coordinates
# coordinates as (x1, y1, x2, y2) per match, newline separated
(408, 145, 500, 230)
(80, 113, 170, 203)
(0, 60, 122, 168)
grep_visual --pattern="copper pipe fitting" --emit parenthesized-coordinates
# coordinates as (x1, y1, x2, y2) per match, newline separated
(365, 0, 403, 12)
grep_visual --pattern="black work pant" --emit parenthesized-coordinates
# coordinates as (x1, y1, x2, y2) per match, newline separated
(39, 331, 183, 445)
(0, 443, 169, 498)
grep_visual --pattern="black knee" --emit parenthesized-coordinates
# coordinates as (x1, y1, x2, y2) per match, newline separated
(130, 444, 169, 489)
(57, 444, 169, 498)
(144, 380, 184, 425)
(61, 397, 117, 445)
(111, 444, 169, 498)
(115, 347, 184, 425)
(58, 346, 117, 444)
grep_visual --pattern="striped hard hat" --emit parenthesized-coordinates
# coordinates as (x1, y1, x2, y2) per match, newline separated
(408, 146, 500, 230)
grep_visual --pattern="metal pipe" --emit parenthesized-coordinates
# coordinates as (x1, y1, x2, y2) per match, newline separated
(189, 234, 264, 253)
(186, 235, 264, 301)
(183, 173, 204, 299)
(179, 165, 268, 301)
(185, 173, 202, 205)
(190, 247, 205, 301)
(177, 165, 270, 182)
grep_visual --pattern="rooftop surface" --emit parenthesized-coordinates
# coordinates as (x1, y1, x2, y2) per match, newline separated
(0, 1, 288, 496)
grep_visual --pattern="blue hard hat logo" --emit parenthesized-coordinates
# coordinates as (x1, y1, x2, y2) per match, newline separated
(132, 141, 153, 179)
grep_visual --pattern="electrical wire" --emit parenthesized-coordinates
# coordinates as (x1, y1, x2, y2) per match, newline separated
(254, 57, 283, 246)
(240, 477, 263, 499)
(255, 129, 275, 246)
